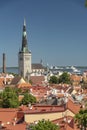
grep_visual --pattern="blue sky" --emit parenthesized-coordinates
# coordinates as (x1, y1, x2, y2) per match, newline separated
(0, 0, 87, 67)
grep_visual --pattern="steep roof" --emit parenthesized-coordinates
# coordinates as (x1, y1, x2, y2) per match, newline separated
(67, 97, 81, 114)
(17, 78, 26, 84)
(11, 76, 24, 85)
(32, 63, 45, 69)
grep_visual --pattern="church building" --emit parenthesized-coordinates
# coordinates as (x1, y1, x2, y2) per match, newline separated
(18, 20, 45, 79)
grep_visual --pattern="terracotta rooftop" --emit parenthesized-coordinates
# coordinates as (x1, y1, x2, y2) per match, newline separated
(0, 108, 27, 130)
(52, 116, 75, 130)
(67, 97, 81, 114)
(16, 82, 31, 89)
(18, 96, 81, 115)
(30, 76, 45, 85)
(19, 104, 65, 114)
(3, 123, 26, 130)
(50, 84, 69, 92)
(0, 108, 18, 123)
(30, 85, 50, 101)
(0, 98, 82, 130)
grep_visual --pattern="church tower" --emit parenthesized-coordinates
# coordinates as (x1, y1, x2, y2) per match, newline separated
(18, 19, 32, 79)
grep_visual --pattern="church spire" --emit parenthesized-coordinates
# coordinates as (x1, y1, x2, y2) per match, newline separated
(18, 19, 32, 79)
(24, 18, 26, 26)
(21, 19, 29, 52)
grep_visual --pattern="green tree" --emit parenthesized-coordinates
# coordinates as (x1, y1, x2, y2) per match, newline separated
(20, 92, 36, 105)
(0, 87, 19, 108)
(29, 119, 60, 130)
(75, 109, 87, 130)
(58, 72, 71, 84)
(14, 87, 22, 95)
(49, 75, 58, 84)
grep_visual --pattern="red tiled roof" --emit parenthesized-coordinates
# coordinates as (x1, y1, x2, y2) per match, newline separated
(22, 105, 65, 114)
(17, 82, 31, 88)
(52, 116, 75, 130)
(50, 84, 69, 92)
(30, 86, 50, 101)
(0, 108, 18, 123)
(30, 76, 45, 85)
(67, 98, 80, 114)
(0, 78, 5, 88)
(0, 108, 26, 130)
(4, 123, 26, 130)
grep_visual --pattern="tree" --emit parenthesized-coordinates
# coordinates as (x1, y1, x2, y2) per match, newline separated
(29, 119, 60, 130)
(0, 87, 19, 108)
(14, 87, 22, 95)
(49, 76, 58, 84)
(58, 72, 71, 84)
(20, 92, 36, 105)
(75, 109, 87, 130)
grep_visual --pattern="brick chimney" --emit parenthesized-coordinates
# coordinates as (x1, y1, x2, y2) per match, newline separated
(2, 53, 6, 73)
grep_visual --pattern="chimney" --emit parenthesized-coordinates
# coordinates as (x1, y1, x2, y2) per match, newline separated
(2, 53, 6, 73)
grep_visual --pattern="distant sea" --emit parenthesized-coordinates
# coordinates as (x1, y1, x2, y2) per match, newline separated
(0, 66, 87, 75)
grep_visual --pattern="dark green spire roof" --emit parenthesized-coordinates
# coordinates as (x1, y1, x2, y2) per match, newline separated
(21, 19, 29, 53)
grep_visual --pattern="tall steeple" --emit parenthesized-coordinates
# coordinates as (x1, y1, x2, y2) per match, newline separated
(21, 19, 29, 53)
(18, 19, 32, 79)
